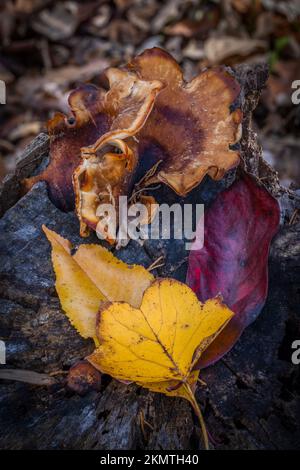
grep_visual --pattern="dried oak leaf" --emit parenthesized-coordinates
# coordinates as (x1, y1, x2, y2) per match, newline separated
(23, 69, 162, 213)
(43, 226, 153, 342)
(186, 174, 280, 368)
(87, 278, 233, 449)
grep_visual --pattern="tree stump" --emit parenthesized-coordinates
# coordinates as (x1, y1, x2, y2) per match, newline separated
(0, 65, 299, 450)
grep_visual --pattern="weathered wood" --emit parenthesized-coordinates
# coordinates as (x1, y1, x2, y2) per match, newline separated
(0, 133, 49, 217)
(0, 65, 299, 450)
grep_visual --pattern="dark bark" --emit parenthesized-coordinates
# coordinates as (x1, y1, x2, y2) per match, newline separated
(0, 65, 299, 450)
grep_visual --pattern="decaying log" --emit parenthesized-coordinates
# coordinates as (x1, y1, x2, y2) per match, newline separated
(0, 64, 299, 450)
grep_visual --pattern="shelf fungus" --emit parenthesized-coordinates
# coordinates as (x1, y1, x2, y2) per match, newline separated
(73, 68, 163, 240)
(23, 84, 111, 212)
(23, 48, 242, 242)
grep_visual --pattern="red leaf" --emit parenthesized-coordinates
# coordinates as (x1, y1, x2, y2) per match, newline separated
(186, 174, 280, 368)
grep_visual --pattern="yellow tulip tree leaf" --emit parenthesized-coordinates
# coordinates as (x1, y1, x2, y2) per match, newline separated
(87, 278, 234, 449)
(43, 226, 154, 341)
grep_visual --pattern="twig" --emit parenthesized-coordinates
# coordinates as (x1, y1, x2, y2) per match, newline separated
(139, 410, 154, 441)
(289, 208, 299, 225)
(147, 255, 165, 272)
(0, 369, 56, 386)
(130, 160, 163, 203)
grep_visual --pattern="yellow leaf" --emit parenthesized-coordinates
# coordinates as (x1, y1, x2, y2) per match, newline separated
(88, 279, 233, 382)
(43, 226, 154, 341)
(87, 278, 234, 449)
(142, 369, 200, 400)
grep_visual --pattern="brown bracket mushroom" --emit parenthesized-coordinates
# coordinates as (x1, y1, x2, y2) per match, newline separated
(23, 48, 242, 243)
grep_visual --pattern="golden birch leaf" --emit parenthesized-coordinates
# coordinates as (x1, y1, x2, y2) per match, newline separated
(87, 279, 233, 449)
(42, 226, 154, 340)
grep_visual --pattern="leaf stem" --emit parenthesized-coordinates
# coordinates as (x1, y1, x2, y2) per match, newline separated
(183, 382, 209, 450)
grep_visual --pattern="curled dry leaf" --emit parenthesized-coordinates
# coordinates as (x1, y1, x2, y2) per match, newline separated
(186, 174, 280, 368)
(24, 48, 242, 243)
(203, 36, 267, 65)
(43, 226, 153, 341)
(87, 278, 234, 449)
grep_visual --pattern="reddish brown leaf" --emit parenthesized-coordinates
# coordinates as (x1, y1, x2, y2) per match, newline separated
(186, 174, 280, 368)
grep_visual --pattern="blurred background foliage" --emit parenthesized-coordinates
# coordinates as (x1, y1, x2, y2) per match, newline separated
(0, 0, 299, 186)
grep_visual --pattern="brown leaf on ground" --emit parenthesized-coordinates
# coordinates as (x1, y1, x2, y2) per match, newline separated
(204, 36, 267, 65)
(263, 61, 300, 110)
(164, 6, 220, 39)
(17, 59, 110, 113)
